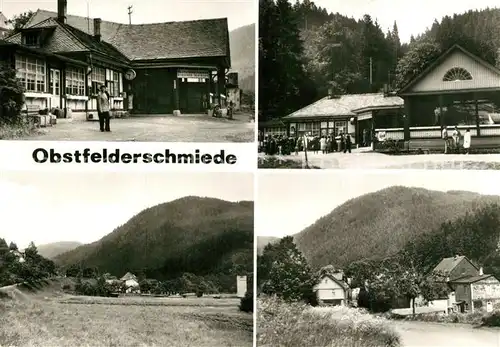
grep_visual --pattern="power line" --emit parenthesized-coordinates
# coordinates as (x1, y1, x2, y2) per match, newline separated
(127, 5, 133, 25)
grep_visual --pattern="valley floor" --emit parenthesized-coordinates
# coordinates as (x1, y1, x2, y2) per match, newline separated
(0, 285, 252, 347)
(393, 320, 500, 347)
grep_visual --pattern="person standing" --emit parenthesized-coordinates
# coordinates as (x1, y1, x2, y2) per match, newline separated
(97, 84, 111, 132)
(320, 136, 327, 154)
(463, 129, 471, 155)
(452, 126, 461, 153)
(442, 126, 449, 154)
(344, 134, 352, 153)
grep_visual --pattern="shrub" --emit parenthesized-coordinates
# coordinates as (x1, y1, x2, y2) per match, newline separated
(482, 311, 500, 327)
(258, 296, 401, 347)
(196, 290, 203, 298)
(239, 291, 253, 313)
(0, 63, 24, 125)
(61, 284, 71, 291)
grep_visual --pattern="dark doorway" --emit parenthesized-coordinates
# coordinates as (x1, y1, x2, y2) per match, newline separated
(179, 81, 206, 113)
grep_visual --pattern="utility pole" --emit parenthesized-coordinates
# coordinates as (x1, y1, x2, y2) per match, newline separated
(127, 5, 133, 25)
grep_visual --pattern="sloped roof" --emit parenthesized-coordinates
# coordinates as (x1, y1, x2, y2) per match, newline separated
(316, 274, 350, 291)
(398, 44, 500, 95)
(450, 274, 493, 284)
(6, 17, 128, 63)
(283, 93, 403, 120)
(0, 12, 10, 30)
(120, 272, 137, 281)
(25, 10, 229, 61)
(432, 256, 478, 275)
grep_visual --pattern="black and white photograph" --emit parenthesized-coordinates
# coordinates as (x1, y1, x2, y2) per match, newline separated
(0, 171, 254, 346)
(0, 0, 255, 142)
(257, 171, 500, 347)
(259, 0, 500, 169)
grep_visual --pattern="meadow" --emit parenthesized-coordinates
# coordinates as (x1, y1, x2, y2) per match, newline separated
(0, 287, 252, 347)
(257, 296, 401, 347)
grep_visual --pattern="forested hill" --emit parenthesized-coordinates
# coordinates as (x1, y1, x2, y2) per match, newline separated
(54, 197, 254, 283)
(260, 0, 500, 121)
(293, 186, 500, 269)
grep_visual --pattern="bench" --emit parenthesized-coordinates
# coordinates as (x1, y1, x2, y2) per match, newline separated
(24, 105, 56, 128)
(24, 105, 42, 128)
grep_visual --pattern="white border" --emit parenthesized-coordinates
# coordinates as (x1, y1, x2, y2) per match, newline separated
(0, 141, 256, 172)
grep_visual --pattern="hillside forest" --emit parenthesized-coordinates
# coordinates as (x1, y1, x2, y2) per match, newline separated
(257, 189, 500, 313)
(0, 198, 254, 298)
(259, 0, 500, 121)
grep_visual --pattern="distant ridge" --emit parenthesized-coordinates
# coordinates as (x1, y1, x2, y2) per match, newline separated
(54, 196, 254, 280)
(292, 186, 500, 268)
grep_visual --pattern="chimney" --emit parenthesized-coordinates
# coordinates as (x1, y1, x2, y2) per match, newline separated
(454, 254, 459, 260)
(479, 267, 484, 276)
(57, 0, 67, 24)
(94, 18, 102, 41)
(328, 87, 333, 99)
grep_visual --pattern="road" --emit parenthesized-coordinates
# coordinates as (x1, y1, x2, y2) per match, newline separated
(17, 113, 254, 142)
(394, 320, 500, 347)
(258, 150, 500, 169)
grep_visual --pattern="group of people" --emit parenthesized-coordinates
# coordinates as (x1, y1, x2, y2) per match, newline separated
(442, 126, 471, 154)
(259, 132, 354, 156)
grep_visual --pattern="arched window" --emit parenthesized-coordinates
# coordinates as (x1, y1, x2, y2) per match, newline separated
(443, 67, 473, 81)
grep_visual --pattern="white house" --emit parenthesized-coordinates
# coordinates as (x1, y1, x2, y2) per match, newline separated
(120, 272, 140, 293)
(313, 271, 351, 306)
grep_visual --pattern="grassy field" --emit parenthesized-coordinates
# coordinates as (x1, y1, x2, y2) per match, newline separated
(0, 286, 252, 347)
(258, 296, 401, 347)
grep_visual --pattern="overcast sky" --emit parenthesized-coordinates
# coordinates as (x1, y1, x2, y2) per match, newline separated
(311, 0, 500, 43)
(0, 0, 254, 31)
(0, 171, 253, 249)
(256, 171, 500, 237)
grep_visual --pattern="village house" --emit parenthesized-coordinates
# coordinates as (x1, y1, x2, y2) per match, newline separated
(431, 255, 500, 313)
(261, 91, 404, 146)
(269, 44, 500, 151)
(120, 272, 140, 294)
(432, 255, 480, 282)
(313, 269, 351, 306)
(1, 0, 234, 121)
(0, 12, 10, 39)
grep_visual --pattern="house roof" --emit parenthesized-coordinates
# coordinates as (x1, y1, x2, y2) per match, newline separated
(398, 44, 500, 95)
(0, 40, 88, 67)
(25, 10, 230, 62)
(283, 93, 403, 120)
(316, 274, 350, 291)
(450, 274, 493, 284)
(0, 12, 10, 30)
(7, 17, 129, 64)
(120, 272, 137, 281)
(432, 256, 478, 275)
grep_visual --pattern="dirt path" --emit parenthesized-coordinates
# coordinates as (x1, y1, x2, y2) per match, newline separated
(393, 320, 500, 347)
(258, 151, 500, 169)
(19, 114, 255, 142)
(0, 284, 30, 302)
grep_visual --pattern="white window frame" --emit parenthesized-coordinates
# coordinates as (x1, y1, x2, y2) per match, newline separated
(65, 67, 86, 96)
(15, 55, 46, 93)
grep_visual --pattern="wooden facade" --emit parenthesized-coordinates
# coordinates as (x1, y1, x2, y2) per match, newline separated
(2, 4, 231, 119)
(277, 93, 404, 145)
(378, 44, 500, 151)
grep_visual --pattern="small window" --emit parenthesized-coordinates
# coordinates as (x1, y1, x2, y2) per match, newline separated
(23, 33, 39, 47)
(443, 67, 472, 82)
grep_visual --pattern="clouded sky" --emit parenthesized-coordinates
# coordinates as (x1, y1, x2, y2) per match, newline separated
(0, 0, 254, 31)
(0, 171, 253, 249)
(256, 170, 500, 237)
(311, 0, 500, 43)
